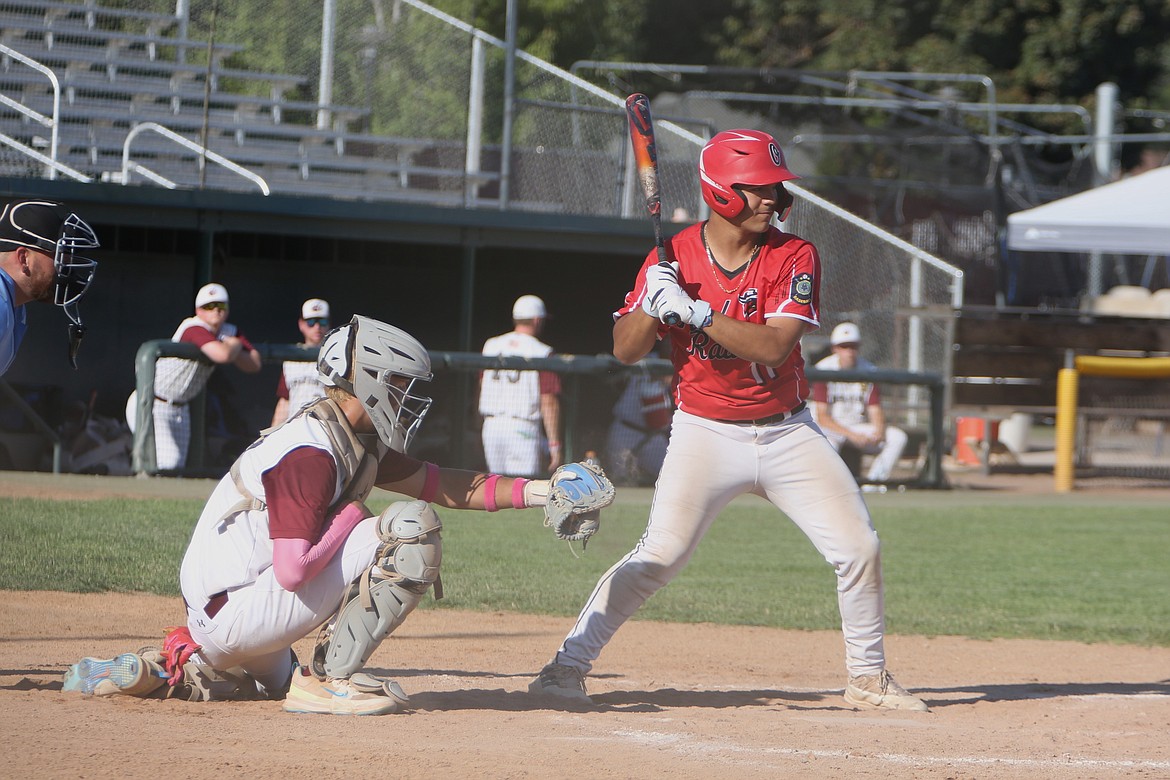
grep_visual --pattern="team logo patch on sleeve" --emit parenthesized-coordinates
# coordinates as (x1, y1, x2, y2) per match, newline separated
(738, 288, 759, 318)
(790, 273, 814, 306)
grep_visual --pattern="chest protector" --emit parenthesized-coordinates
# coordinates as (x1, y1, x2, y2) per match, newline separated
(223, 397, 382, 524)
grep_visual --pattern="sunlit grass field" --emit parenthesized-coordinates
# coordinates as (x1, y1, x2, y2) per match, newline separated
(2, 485, 1167, 646)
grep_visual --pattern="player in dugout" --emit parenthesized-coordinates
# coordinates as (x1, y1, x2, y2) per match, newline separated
(63, 315, 612, 715)
(528, 129, 928, 712)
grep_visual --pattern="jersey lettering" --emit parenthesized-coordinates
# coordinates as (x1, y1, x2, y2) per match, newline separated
(618, 222, 818, 419)
(688, 329, 736, 361)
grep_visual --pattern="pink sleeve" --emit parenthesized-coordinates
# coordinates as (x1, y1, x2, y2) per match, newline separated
(271, 501, 370, 592)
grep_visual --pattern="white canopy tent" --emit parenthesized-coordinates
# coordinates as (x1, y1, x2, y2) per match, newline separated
(1006, 165, 1170, 255)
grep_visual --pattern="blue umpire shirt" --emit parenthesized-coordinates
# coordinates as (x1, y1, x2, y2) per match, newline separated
(0, 267, 28, 376)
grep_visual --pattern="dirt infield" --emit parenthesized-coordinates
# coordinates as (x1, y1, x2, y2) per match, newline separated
(2, 470, 1169, 778)
(3, 591, 1168, 779)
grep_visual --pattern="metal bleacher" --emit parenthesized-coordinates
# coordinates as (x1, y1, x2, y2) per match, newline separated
(0, 0, 485, 203)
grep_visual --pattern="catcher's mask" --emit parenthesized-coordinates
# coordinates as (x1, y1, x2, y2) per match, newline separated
(0, 200, 99, 368)
(318, 315, 433, 453)
(698, 129, 799, 221)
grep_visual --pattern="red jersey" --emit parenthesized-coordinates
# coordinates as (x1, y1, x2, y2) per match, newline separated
(615, 222, 821, 421)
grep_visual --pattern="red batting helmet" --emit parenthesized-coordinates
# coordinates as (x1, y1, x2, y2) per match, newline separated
(698, 130, 799, 219)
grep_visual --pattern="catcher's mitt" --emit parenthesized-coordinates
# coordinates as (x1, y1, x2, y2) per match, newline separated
(544, 461, 614, 546)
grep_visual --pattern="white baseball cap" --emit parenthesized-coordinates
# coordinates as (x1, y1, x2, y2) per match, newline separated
(830, 322, 861, 346)
(512, 294, 547, 320)
(195, 283, 229, 308)
(302, 298, 330, 319)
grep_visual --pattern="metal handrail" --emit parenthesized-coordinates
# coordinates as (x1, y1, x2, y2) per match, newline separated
(131, 339, 316, 474)
(0, 42, 73, 180)
(0, 131, 92, 182)
(122, 121, 271, 195)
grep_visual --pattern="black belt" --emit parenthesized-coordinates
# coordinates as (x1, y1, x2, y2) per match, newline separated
(154, 394, 188, 406)
(714, 401, 806, 426)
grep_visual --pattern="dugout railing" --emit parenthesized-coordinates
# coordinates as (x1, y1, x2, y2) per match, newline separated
(130, 339, 319, 476)
(131, 341, 947, 488)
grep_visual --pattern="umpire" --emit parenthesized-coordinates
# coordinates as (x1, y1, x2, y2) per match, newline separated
(0, 199, 100, 374)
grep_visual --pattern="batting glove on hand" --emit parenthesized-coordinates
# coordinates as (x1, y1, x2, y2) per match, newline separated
(658, 287, 713, 329)
(641, 261, 681, 318)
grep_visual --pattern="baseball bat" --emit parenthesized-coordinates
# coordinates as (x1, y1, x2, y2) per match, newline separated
(625, 93, 681, 326)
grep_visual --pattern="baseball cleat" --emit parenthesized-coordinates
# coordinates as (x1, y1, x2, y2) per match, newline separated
(844, 670, 929, 711)
(281, 667, 406, 716)
(528, 662, 590, 701)
(62, 653, 156, 697)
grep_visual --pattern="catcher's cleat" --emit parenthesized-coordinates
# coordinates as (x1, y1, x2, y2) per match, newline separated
(62, 653, 166, 697)
(844, 670, 929, 712)
(528, 662, 590, 701)
(282, 666, 407, 716)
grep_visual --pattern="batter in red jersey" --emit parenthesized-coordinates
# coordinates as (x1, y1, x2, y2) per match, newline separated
(530, 128, 928, 712)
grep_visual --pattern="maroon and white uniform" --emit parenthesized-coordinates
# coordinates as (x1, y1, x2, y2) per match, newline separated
(812, 353, 909, 482)
(179, 402, 421, 692)
(276, 359, 325, 419)
(478, 331, 561, 477)
(551, 223, 890, 679)
(152, 317, 253, 471)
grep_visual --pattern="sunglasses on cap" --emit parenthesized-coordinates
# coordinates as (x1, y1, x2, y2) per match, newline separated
(200, 302, 227, 311)
(305, 317, 330, 328)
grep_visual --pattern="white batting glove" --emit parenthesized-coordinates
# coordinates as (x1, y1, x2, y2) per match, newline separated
(641, 261, 681, 318)
(657, 287, 713, 329)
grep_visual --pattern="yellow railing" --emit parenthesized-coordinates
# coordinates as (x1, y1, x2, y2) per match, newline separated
(1054, 356, 1170, 492)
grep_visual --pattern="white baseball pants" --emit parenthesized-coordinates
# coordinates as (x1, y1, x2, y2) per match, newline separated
(553, 408, 888, 678)
(183, 517, 381, 693)
(481, 415, 544, 477)
(152, 399, 190, 471)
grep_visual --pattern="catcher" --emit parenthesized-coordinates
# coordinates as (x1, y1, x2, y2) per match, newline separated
(63, 314, 612, 716)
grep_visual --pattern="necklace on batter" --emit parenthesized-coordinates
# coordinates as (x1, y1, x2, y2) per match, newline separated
(702, 223, 763, 295)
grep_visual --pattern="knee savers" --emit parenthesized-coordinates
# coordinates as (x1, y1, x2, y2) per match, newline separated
(312, 501, 442, 680)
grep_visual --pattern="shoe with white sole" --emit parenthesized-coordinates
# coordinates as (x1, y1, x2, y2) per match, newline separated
(844, 670, 929, 711)
(62, 653, 166, 697)
(528, 662, 590, 701)
(282, 667, 409, 715)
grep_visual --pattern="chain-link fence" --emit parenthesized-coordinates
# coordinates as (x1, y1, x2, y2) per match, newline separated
(130, 345, 948, 487)
(4, 0, 964, 433)
(785, 185, 962, 427)
(1075, 374, 1170, 486)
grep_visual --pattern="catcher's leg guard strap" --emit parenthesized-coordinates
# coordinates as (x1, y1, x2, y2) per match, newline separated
(173, 662, 263, 702)
(313, 501, 442, 680)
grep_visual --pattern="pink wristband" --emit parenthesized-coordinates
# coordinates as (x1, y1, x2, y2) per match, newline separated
(419, 462, 440, 503)
(483, 474, 500, 512)
(512, 478, 530, 509)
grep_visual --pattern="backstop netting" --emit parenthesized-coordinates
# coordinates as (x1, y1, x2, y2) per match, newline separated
(1075, 375, 1170, 486)
(10, 0, 963, 479)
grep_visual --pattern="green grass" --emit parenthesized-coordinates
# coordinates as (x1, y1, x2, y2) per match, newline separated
(2, 492, 1168, 646)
